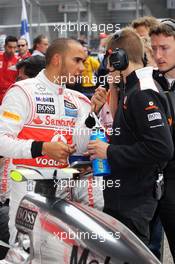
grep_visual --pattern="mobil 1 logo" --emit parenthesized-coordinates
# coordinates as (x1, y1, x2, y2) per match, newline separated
(37, 104, 55, 114)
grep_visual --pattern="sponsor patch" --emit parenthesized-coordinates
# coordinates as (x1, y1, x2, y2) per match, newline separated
(147, 112, 162, 122)
(2, 111, 21, 121)
(36, 83, 46, 92)
(64, 100, 78, 117)
(16, 206, 37, 230)
(37, 104, 55, 114)
(45, 115, 75, 127)
(35, 96, 54, 103)
(65, 108, 78, 117)
(64, 100, 77, 109)
(33, 116, 43, 124)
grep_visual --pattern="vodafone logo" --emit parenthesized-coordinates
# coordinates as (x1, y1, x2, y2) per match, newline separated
(36, 158, 60, 166)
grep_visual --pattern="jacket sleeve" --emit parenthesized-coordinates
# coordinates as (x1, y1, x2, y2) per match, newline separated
(0, 86, 33, 158)
(107, 90, 174, 168)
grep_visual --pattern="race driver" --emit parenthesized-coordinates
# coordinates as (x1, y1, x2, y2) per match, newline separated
(0, 38, 106, 244)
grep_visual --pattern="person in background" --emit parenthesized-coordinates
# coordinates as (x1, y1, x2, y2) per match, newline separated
(142, 36, 157, 68)
(150, 18, 175, 262)
(32, 34, 49, 57)
(78, 40, 100, 99)
(131, 16, 158, 37)
(17, 38, 31, 60)
(140, 34, 163, 260)
(16, 55, 46, 81)
(0, 36, 18, 104)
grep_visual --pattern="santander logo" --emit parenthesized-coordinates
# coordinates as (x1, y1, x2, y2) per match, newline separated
(51, 133, 67, 144)
(32, 115, 75, 127)
(33, 116, 43, 124)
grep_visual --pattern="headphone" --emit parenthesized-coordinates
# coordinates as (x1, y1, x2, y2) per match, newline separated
(161, 18, 175, 31)
(108, 47, 129, 71)
(106, 30, 129, 71)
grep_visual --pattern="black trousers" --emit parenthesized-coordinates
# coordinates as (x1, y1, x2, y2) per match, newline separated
(104, 196, 157, 246)
(149, 209, 163, 260)
(159, 176, 175, 263)
(0, 205, 9, 259)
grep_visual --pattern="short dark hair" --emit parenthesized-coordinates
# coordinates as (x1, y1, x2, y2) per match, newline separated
(33, 34, 47, 50)
(5, 36, 18, 45)
(45, 38, 81, 65)
(16, 55, 46, 78)
(149, 18, 175, 38)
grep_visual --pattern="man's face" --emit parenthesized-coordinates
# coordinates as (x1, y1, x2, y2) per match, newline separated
(17, 39, 28, 56)
(59, 42, 85, 86)
(37, 37, 49, 54)
(5, 41, 17, 56)
(151, 33, 175, 74)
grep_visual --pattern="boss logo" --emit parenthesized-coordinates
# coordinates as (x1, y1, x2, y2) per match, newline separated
(16, 206, 37, 230)
(37, 104, 55, 114)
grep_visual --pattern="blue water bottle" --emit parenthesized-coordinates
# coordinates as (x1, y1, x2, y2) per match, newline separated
(90, 128, 111, 176)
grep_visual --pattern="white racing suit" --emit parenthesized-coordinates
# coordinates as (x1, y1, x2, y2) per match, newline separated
(0, 69, 100, 245)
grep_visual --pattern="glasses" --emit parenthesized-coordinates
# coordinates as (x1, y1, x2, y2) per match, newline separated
(18, 44, 26, 47)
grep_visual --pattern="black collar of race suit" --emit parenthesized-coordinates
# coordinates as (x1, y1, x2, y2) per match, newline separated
(125, 70, 139, 92)
(116, 70, 138, 97)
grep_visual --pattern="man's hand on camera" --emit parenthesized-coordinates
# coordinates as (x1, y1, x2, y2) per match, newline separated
(42, 142, 76, 163)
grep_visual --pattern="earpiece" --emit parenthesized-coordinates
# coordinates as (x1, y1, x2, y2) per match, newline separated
(109, 48, 129, 71)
